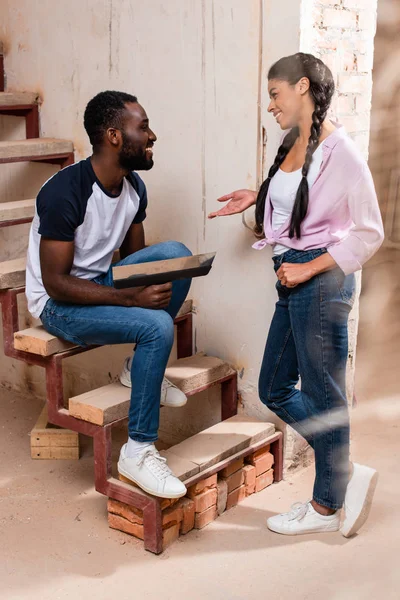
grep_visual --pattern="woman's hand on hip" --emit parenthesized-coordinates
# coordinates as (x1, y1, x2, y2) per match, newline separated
(276, 262, 317, 287)
(208, 189, 257, 219)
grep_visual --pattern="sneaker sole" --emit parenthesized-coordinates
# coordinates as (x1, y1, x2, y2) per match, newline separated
(117, 467, 187, 499)
(267, 522, 340, 536)
(340, 470, 379, 538)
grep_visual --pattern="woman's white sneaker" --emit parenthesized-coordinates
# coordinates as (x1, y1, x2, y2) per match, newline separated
(340, 463, 378, 538)
(118, 443, 187, 499)
(119, 357, 187, 408)
(267, 501, 340, 535)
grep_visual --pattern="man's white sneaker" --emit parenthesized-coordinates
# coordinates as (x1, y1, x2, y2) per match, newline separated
(340, 463, 378, 538)
(117, 443, 187, 499)
(119, 357, 187, 408)
(267, 501, 340, 536)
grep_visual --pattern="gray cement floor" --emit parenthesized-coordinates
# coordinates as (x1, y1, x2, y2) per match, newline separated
(1, 248, 399, 600)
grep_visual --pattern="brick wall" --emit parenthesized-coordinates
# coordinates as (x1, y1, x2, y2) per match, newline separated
(300, 0, 378, 159)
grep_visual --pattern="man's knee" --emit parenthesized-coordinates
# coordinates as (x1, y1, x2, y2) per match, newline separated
(142, 310, 175, 348)
(160, 241, 192, 260)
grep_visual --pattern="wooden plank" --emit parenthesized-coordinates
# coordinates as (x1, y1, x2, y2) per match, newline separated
(165, 353, 232, 394)
(31, 446, 80, 460)
(166, 415, 276, 472)
(14, 325, 75, 356)
(0, 198, 35, 222)
(0, 257, 26, 289)
(69, 383, 130, 426)
(68, 354, 233, 425)
(0, 138, 73, 161)
(113, 252, 215, 281)
(30, 404, 79, 449)
(176, 298, 192, 318)
(0, 91, 39, 106)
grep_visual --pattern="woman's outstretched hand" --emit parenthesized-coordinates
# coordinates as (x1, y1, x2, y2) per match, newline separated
(208, 189, 257, 219)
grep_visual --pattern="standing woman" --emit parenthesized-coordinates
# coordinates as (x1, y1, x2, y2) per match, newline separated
(209, 53, 383, 537)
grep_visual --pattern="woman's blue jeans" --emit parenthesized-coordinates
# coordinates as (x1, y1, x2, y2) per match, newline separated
(259, 248, 356, 510)
(40, 241, 192, 442)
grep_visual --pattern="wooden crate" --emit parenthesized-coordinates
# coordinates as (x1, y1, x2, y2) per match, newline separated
(30, 405, 79, 460)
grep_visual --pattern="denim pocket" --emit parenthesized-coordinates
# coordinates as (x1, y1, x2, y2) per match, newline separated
(331, 269, 356, 307)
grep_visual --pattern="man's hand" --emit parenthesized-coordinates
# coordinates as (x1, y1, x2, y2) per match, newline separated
(120, 282, 173, 309)
(277, 262, 316, 287)
(208, 189, 257, 219)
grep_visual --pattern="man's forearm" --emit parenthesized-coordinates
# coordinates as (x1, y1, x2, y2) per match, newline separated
(44, 274, 127, 306)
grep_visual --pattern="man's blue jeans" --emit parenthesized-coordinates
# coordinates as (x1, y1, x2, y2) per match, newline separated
(259, 248, 356, 510)
(40, 241, 192, 442)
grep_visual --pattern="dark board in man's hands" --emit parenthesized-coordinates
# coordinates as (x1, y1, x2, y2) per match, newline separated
(113, 252, 216, 289)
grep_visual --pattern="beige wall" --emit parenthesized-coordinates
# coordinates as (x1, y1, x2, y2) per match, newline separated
(0, 1, 304, 443)
(0, 1, 377, 460)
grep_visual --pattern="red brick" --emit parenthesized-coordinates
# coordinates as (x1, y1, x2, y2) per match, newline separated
(255, 469, 274, 493)
(194, 506, 218, 529)
(220, 458, 244, 479)
(222, 468, 245, 493)
(163, 523, 180, 549)
(217, 479, 228, 515)
(337, 94, 355, 115)
(226, 484, 246, 510)
(251, 445, 270, 460)
(107, 499, 143, 524)
(323, 7, 357, 29)
(180, 498, 195, 535)
(187, 474, 217, 498)
(193, 487, 218, 513)
(108, 513, 144, 540)
(247, 451, 274, 476)
(243, 464, 256, 496)
(160, 497, 179, 510)
(338, 74, 370, 95)
(162, 503, 184, 528)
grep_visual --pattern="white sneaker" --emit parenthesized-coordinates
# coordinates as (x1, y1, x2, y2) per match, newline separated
(117, 443, 187, 499)
(340, 463, 378, 538)
(119, 357, 187, 408)
(267, 501, 340, 536)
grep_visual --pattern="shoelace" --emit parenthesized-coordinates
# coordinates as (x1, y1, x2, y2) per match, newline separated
(137, 448, 172, 480)
(287, 501, 310, 521)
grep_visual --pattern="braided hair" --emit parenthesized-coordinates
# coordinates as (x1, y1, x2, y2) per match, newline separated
(254, 53, 335, 239)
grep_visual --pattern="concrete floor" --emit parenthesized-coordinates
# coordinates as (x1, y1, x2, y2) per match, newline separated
(1, 248, 399, 600)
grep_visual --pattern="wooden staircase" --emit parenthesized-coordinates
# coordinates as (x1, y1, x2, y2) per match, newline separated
(0, 46, 283, 554)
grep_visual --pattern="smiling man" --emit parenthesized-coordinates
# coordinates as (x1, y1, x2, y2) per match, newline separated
(25, 90, 192, 499)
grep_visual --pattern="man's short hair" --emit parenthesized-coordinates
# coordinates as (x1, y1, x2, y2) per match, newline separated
(83, 90, 138, 147)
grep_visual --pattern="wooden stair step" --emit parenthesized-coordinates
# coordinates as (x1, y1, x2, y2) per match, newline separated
(13, 300, 193, 356)
(0, 198, 35, 223)
(68, 352, 233, 426)
(0, 257, 26, 289)
(14, 325, 75, 356)
(0, 138, 73, 163)
(0, 91, 39, 107)
(163, 415, 276, 473)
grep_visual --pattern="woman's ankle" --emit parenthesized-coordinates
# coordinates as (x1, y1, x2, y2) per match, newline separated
(311, 499, 337, 516)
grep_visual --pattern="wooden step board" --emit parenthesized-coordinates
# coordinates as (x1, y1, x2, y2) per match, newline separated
(0, 138, 73, 163)
(30, 404, 79, 460)
(14, 299, 193, 356)
(0, 91, 39, 107)
(69, 352, 233, 426)
(0, 257, 26, 289)
(160, 415, 276, 477)
(0, 198, 35, 223)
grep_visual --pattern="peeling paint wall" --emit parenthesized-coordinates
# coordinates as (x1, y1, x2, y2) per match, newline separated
(0, 1, 373, 458)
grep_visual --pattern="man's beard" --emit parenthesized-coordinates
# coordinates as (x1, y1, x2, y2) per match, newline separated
(118, 132, 154, 171)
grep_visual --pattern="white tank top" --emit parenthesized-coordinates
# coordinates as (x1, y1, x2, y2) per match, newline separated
(270, 144, 323, 255)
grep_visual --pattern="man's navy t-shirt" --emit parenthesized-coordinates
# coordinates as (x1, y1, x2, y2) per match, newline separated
(26, 158, 147, 318)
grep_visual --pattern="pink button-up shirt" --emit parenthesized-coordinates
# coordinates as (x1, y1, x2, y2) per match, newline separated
(252, 124, 384, 275)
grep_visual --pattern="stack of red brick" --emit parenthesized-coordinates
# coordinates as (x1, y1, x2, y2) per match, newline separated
(108, 444, 274, 548)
